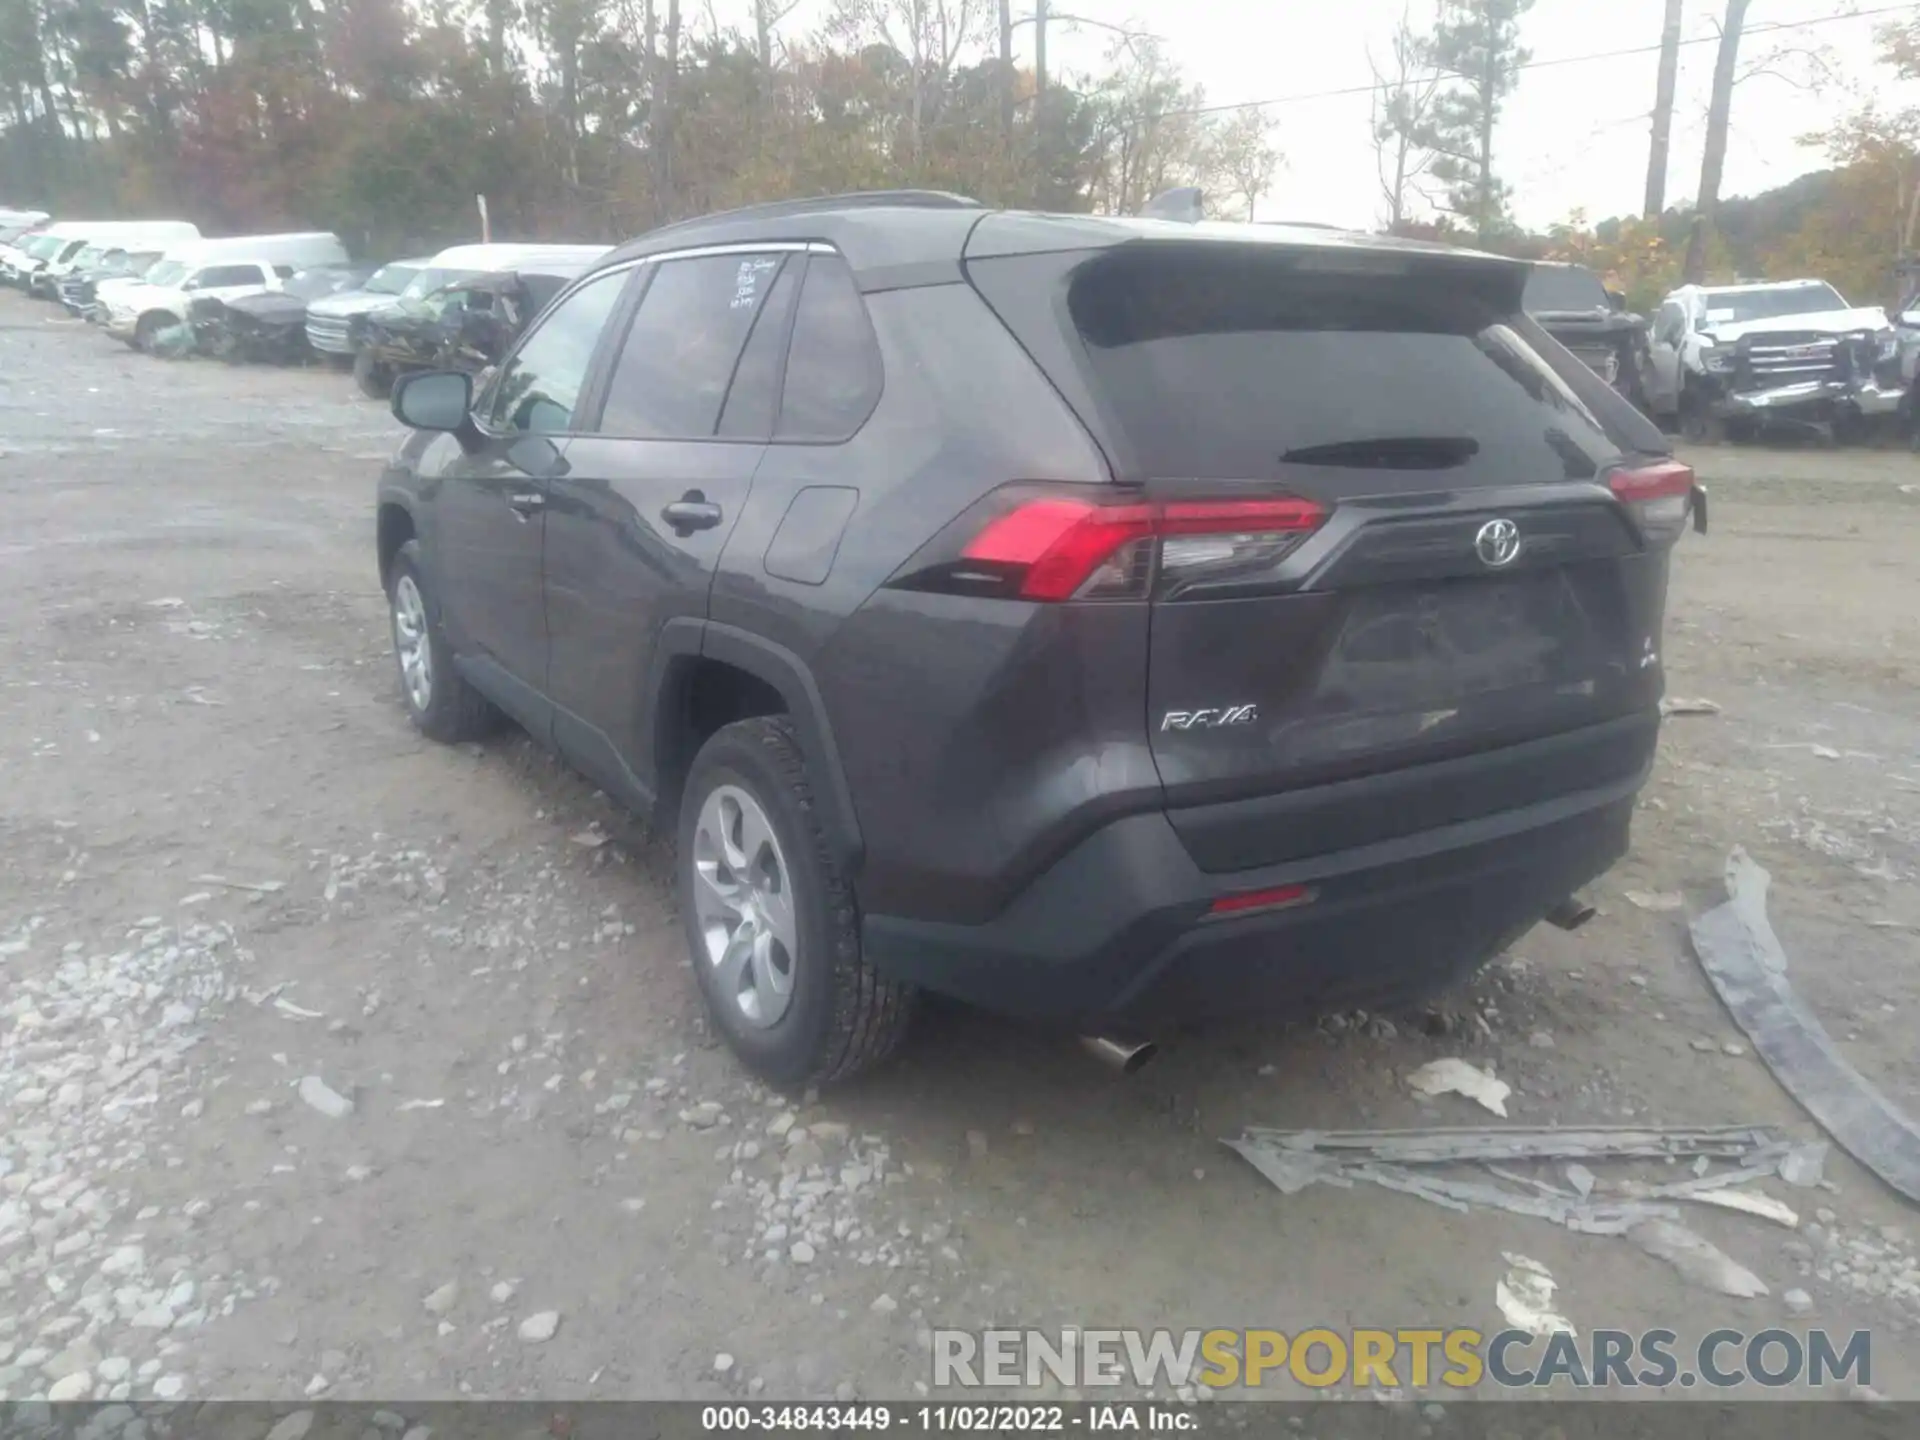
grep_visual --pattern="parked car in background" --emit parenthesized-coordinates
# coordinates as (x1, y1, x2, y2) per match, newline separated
(351, 243, 608, 396)
(0, 218, 50, 269)
(102, 233, 351, 350)
(57, 248, 163, 317)
(28, 221, 199, 298)
(6, 220, 198, 293)
(354, 259, 599, 397)
(1643, 278, 1904, 442)
(1523, 261, 1651, 413)
(189, 264, 374, 363)
(374, 192, 1702, 1084)
(303, 256, 431, 362)
(2, 227, 85, 287)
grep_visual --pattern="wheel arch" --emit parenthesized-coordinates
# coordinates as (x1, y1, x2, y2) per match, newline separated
(648, 619, 865, 878)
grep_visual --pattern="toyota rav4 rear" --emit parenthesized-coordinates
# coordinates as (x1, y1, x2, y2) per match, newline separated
(842, 222, 1701, 1034)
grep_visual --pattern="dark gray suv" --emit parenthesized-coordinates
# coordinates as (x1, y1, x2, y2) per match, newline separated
(375, 192, 1704, 1086)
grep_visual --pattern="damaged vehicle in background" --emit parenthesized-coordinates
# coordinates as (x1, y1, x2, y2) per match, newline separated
(189, 264, 374, 364)
(1643, 278, 1904, 443)
(57, 247, 163, 317)
(1523, 260, 1651, 413)
(302, 256, 430, 364)
(351, 248, 606, 398)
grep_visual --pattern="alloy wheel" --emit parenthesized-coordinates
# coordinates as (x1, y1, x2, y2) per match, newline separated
(690, 784, 798, 1029)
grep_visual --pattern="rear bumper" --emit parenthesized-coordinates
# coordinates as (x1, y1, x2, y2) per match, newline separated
(863, 754, 1647, 1026)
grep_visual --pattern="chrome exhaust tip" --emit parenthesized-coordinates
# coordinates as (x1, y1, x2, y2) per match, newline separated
(1081, 1032, 1159, 1075)
(1545, 896, 1598, 932)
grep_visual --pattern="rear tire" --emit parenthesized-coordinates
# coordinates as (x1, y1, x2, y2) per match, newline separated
(678, 717, 915, 1088)
(386, 540, 503, 743)
(353, 346, 392, 399)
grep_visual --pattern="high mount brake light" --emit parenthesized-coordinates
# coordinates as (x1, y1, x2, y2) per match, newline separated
(909, 492, 1328, 602)
(1608, 460, 1696, 544)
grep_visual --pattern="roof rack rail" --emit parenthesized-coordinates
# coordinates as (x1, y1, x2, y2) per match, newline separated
(641, 190, 985, 241)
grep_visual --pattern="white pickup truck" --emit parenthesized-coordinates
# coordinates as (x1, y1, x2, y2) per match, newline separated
(1642, 278, 1904, 441)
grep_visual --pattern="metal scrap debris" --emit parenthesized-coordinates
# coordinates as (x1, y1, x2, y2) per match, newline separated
(1628, 1218, 1768, 1298)
(1690, 848, 1920, 1206)
(1226, 1122, 1803, 1239)
(1407, 1058, 1511, 1116)
(195, 873, 286, 894)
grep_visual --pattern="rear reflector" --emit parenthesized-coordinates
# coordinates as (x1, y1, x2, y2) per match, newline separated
(1208, 883, 1316, 918)
(1608, 460, 1695, 544)
(950, 493, 1327, 602)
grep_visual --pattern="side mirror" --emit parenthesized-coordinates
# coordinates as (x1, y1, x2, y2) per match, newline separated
(507, 433, 569, 480)
(390, 370, 473, 431)
(1605, 289, 1627, 312)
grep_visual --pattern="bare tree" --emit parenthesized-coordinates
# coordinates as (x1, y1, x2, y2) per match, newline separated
(997, 0, 1013, 142)
(1370, 6, 1441, 229)
(754, 0, 800, 70)
(1644, 0, 1682, 217)
(834, 0, 987, 159)
(1683, 0, 1751, 283)
(1207, 108, 1280, 221)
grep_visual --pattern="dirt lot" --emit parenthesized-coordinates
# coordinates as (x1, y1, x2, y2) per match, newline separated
(2, 290, 1918, 1407)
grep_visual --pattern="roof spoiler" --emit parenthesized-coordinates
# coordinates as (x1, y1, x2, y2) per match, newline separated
(1141, 188, 1205, 224)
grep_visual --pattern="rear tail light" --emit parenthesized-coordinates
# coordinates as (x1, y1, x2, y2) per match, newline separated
(1608, 460, 1696, 545)
(891, 487, 1328, 602)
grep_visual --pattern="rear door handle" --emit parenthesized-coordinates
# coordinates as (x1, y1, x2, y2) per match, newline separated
(662, 494, 723, 536)
(508, 491, 544, 520)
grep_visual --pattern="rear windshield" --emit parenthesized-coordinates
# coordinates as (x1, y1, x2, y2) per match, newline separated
(365, 262, 420, 295)
(1700, 283, 1846, 325)
(1523, 265, 1610, 313)
(401, 267, 479, 301)
(1059, 247, 1631, 486)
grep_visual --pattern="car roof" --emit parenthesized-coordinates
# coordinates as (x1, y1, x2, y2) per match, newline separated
(1673, 278, 1835, 296)
(424, 243, 610, 269)
(596, 192, 1525, 292)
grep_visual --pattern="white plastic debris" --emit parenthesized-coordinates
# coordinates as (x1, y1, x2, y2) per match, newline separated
(297, 1075, 354, 1119)
(1625, 890, 1685, 913)
(1408, 1058, 1511, 1117)
(1684, 1188, 1798, 1229)
(1496, 1254, 1575, 1337)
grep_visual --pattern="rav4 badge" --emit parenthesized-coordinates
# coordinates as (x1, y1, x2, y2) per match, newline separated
(1161, 705, 1260, 732)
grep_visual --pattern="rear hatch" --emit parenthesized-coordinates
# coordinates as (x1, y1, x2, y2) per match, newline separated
(965, 228, 1690, 872)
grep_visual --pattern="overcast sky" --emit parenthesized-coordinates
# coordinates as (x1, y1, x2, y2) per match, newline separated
(767, 0, 1920, 230)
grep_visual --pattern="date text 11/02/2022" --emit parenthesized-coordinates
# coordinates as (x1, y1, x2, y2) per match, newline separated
(701, 1407, 1192, 1431)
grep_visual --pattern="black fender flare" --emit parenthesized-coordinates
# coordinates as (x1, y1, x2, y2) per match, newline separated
(644, 618, 865, 877)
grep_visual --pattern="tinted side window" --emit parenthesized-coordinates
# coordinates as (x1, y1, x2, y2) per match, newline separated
(777, 255, 882, 441)
(199, 265, 267, 288)
(1656, 302, 1683, 341)
(717, 261, 802, 440)
(485, 269, 629, 435)
(600, 253, 784, 439)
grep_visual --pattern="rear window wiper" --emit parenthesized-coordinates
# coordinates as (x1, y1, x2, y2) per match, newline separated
(1279, 435, 1480, 470)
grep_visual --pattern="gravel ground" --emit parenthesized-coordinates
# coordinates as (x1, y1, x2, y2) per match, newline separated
(2, 293, 1918, 1405)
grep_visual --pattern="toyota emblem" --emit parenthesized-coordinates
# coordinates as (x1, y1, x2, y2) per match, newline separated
(1474, 518, 1522, 568)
